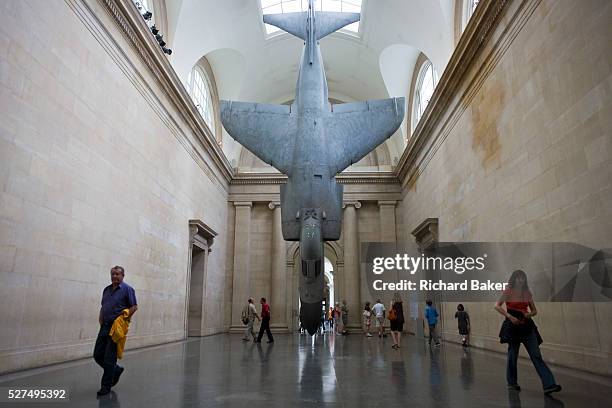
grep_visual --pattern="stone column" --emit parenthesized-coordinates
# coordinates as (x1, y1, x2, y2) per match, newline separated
(378, 200, 397, 242)
(269, 202, 288, 332)
(342, 201, 361, 328)
(230, 202, 252, 332)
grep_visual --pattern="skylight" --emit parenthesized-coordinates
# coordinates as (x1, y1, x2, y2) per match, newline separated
(261, 0, 362, 35)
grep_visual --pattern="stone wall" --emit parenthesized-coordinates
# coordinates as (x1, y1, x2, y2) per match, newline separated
(397, 0, 612, 375)
(0, 0, 231, 373)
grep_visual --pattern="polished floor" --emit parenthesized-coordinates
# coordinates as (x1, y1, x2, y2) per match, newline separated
(1, 332, 611, 407)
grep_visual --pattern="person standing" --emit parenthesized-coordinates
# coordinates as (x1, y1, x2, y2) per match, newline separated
(455, 304, 470, 347)
(334, 303, 344, 335)
(425, 300, 440, 347)
(371, 299, 386, 338)
(256, 297, 274, 343)
(389, 293, 405, 349)
(363, 302, 373, 337)
(341, 300, 349, 334)
(94, 266, 138, 396)
(495, 269, 562, 395)
(242, 298, 260, 341)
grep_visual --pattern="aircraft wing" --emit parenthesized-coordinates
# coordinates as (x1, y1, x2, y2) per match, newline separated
(325, 97, 405, 174)
(220, 101, 296, 174)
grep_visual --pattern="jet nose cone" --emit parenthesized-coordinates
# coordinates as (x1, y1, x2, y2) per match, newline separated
(300, 301, 322, 335)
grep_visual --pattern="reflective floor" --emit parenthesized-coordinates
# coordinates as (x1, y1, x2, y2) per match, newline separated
(1, 333, 611, 407)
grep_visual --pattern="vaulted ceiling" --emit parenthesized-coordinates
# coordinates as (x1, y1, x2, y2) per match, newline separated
(166, 0, 456, 170)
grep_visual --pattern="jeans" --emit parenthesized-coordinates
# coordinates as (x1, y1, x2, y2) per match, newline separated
(506, 329, 556, 389)
(243, 318, 256, 340)
(257, 317, 274, 342)
(93, 322, 120, 389)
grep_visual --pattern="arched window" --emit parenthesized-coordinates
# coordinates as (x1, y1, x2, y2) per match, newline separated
(187, 66, 215, 137)
(462, 0, 480, 31)
(412, 60, 438, 131)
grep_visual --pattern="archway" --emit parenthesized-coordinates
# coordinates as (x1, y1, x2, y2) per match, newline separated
(287, 241, 344, 332)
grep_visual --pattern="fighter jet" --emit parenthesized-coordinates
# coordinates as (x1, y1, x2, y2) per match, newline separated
(220, 0, 405, 334)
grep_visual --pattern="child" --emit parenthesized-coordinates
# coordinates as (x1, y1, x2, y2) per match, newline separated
(425, 300, 440, 346)
(363, 302, 373, 337)
(455, 304, 470, 347)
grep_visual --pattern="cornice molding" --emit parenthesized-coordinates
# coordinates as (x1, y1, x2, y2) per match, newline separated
(230, 171, 401, 185)
(84, 0, 234, 185)
(231, 173, 287, 185)
(395, 0, 539, 186)
(336, 172, 400, 185)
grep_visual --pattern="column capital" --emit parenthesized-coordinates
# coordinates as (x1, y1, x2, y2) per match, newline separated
(342, 201, 362, 209)
(378, 200, 397, 207)
(268, 201, 281, 210)
(233, 201, 253, 208)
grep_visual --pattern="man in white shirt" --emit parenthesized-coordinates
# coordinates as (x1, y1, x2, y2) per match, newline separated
(242, 298, 260, 341)
(372, 299, 386, 338)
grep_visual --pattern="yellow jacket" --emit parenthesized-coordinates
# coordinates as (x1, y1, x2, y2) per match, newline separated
(109, 309, 131, 359)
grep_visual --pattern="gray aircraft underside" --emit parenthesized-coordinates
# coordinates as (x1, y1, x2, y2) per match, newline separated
(220, 0, 405, 334)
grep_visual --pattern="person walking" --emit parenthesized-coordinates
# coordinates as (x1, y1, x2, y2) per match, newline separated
(372, 299, 386, 338)
(256, 297, 274, 343)
(389, 293, 405, 349)
(363, 302, 373, 337)
(455, 304, 470, 347)
(495, 269, 562, 395)
(425, 300, 440, 347)
(94, 266, 138, 396)
(242, 298, 260, 341)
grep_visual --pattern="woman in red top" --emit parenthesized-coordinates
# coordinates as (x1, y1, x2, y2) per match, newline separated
(494, 270, 561, 395)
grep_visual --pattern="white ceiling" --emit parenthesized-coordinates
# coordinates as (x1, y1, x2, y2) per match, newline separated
(167, 0, 455, 169)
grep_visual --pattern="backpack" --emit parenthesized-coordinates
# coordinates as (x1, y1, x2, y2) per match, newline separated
(241, 306, 249, 325)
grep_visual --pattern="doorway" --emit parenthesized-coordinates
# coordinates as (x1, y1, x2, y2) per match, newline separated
(188, 245, 207, 336)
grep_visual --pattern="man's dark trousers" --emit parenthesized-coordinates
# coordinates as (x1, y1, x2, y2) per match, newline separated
(93, 321, 121, 389)
(257, 317, 274, 342)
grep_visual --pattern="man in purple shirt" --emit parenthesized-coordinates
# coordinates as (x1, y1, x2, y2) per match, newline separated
(93, 266, 138, 396)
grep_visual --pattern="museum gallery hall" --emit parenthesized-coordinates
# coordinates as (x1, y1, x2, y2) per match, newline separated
(0, 0, 611, 407)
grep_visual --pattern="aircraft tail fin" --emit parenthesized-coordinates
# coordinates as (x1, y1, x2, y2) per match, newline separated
(263, 11, 360, 41)
(263, 12, 308, 40)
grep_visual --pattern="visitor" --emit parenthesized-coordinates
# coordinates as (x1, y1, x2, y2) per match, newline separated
(256, 297, 274, 343)
(94, 266, 138, 396)
(425, 300, 440, 347)
(363, 302, 373, 337)
(341, 300, 349, 334)
(334, 303, 344, 335)
(495, 269, 562, 395)
(241, 298, 260, 341)
(455, 304, 470, 347)
(389, 292, 405, 349)
(320, 310, 326, 334)
(328, 307, 334, 331)
(372, 299, 386, 338)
